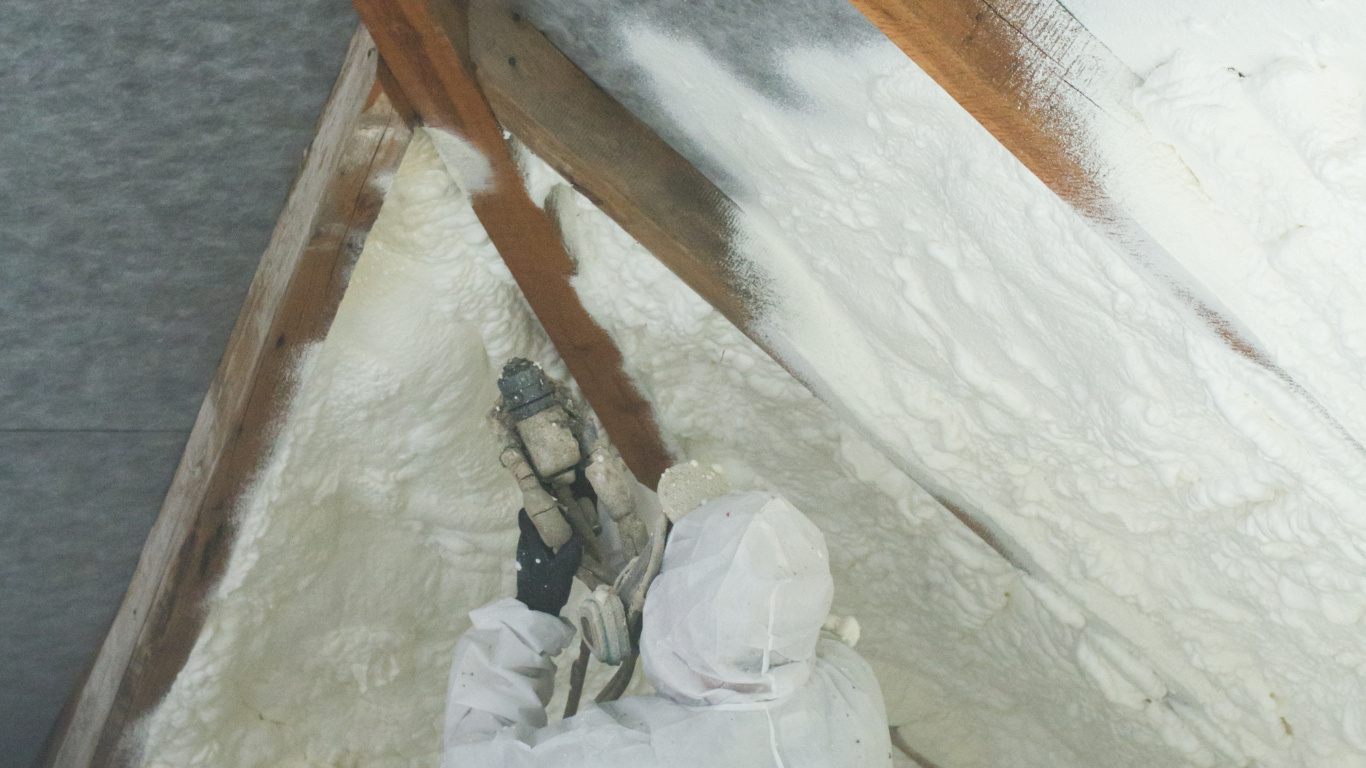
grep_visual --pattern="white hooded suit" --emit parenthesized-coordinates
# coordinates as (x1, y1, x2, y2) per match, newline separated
(441, 491, 892, 767)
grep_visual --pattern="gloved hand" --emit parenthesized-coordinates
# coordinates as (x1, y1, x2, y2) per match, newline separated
(516, 508, 583, 615)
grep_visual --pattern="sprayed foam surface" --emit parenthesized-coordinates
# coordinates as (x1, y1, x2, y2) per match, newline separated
(616, 25, 1366, 768)
(137, 9, 1366, 768)
(1063, 0, 1366, 82)
(138, 128, 1200, 768)
(137, 133, 559, 766)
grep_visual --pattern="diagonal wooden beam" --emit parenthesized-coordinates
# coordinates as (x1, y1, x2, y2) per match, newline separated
(40, 27, 412, 768)
(466, 0, 762, 336)
(848, 0, 1123, 218)
(351, 0, 674, 488)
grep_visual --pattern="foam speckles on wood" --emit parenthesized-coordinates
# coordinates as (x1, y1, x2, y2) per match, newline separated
(352, 0, 673, 488)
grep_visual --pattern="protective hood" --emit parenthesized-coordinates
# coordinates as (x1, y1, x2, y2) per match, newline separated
(640, 491, 834, 708)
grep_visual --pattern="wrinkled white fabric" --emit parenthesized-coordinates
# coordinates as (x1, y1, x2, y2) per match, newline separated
(442, 491, 892, 767)
(640, 491, 834, 707)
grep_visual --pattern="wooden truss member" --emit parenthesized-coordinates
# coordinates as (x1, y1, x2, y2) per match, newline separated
(351, 0, 673, 490)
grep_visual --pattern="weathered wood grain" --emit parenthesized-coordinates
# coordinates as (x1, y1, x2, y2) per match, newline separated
(352, 0, 674, 489)
(847, 0, 1131, 217)
(468, 0, 764, 334)
(40, 27, 412, 768)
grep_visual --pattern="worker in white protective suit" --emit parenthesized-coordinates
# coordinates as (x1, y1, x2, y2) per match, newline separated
(441, 490, 893, 767)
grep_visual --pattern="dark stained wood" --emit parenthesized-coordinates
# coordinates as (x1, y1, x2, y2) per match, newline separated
(376, 56, 420, 125)
(468, 0, 763, 331)
(41, 27, 412, 768)
(352, 0, 674, 489)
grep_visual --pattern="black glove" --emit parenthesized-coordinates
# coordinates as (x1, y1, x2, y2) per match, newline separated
(516, 508, 583, 615)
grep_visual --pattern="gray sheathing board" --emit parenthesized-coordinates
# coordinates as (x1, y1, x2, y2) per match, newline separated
(0, 0, 358, 765)
(504, 0, 883, 202)
(0, 433, 186, 760)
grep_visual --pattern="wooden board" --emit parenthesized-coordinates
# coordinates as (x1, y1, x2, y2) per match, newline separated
(39, 27, 412, 768)
(846, 0, 1125, 217)
(352, 0, 674, 489)
(467, 0, 761, 334)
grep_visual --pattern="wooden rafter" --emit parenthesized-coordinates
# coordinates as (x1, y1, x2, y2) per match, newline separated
(352, 0, 674, 489)
(466, 0, 760, 335)
(847, 0, 1121, 217)
(40, 28, 412, 768)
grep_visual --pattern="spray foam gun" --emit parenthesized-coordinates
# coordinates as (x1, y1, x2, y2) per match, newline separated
(493, 358, 650, 592)
(494, 357, 685, 711)
(568, 462, 734, 712)
(495, 360, 737, 709)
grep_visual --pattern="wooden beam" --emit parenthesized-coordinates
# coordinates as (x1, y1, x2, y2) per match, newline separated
(847, 0, 1118, 217)
(467, 0, 761, 335)
(352, 0, 674, 489)
(40, 27, 412, 768)
(376, 56, 420, 126)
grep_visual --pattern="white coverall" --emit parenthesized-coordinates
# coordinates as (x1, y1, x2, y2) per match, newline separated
(441, 490, 893, 767)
